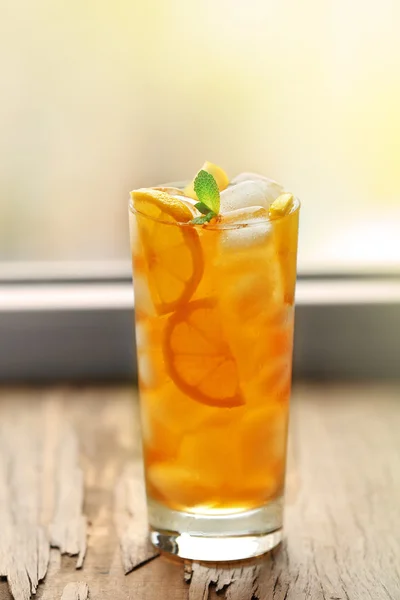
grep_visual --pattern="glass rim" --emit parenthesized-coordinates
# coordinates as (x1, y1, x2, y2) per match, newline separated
(128, 188, 301, 231)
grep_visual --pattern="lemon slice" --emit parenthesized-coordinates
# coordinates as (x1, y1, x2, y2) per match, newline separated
(269, 193, 294, 219)
(269, 193, 299, 304)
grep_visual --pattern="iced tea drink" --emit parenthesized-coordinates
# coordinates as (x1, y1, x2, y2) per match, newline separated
(129, 163, 299, 561)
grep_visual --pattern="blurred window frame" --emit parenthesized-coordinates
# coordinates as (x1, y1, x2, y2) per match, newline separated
(0, 263, 399, 382)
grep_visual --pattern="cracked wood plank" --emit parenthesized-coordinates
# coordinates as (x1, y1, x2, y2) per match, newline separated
(60, 582, 89, 600)
(0, 392, 87, 600)
(114, 462, 159, 573)
(185, 562, 259, 600)
(0, 419, 49, 600)
(184, 385, 400, 600)
(1, 384, 399, 600)
(32, 386, 186, 600)
(49, 427, 87, 569)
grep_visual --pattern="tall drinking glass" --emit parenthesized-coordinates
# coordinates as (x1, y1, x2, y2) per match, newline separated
(129, 183, 300, 561)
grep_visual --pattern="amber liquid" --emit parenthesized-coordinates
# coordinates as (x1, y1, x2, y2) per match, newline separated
(130, 201, 299, 515)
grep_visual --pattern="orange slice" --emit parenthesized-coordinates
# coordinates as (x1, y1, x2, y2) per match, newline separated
(130, 189, 204, 315)
(163, 298, 244, 408)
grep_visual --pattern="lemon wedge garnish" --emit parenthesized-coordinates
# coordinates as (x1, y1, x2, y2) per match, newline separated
(269, 193, 294, 219)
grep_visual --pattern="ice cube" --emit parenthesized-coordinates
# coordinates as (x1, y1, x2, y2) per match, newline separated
(135, 322, 148, 350)
(230, 173, 284, 203)
(220, 180, 283, 213)
(134, 275, 156, 317)
(217, 206, 269, 227)
(137, 352, 158, 388)
(216, 206, 272, 250)
(220, 224, 273, 250)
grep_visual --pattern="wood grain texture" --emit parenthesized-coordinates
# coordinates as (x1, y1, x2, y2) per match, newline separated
(186, 562, 259, 600)
(186, 384, 400, 600)
(0, 391, 87, 600)
(0, 387, 186, 600)
(114, 462, 159, 573)
(49, 427, 87, 569)
(0, 383, 399, 600)
(60, 582, 89, 600)
(0, 416, 49, 600)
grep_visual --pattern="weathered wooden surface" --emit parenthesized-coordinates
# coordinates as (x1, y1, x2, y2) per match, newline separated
(49, 427, 87, 569)
(60, 582, 89, 600)
(114, 462, 159, 573)
(185, 562, 260, 600)
(0, 384, 399, 600)
(0, 391, 87, 600)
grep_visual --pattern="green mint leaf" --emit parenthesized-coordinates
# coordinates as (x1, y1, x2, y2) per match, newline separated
(190, 211, 216, 225)
(194, 201, 211, 215)
(193, 170, 220, 214)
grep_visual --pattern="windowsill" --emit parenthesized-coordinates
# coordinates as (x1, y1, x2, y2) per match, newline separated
(0, 278, 399, 311)
(0, 259, 399, 283)
(0, 277, 399, 382)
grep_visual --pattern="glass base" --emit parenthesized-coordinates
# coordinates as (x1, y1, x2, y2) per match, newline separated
(148, 497, 283, 561)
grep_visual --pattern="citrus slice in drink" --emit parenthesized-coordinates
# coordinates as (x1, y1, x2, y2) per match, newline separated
(163, 298, 244, 408)
(184, 161, 229, 199)
(269, 194, 299, 304)
(130, 189, 204, 315)
(269, 193, 295, 219)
